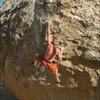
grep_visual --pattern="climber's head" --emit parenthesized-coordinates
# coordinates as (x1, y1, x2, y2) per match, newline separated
(53, 36, 59, 46)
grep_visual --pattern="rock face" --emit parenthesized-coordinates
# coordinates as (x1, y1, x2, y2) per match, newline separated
(0, 83, 17, 100)
(0, 0, 100, 100)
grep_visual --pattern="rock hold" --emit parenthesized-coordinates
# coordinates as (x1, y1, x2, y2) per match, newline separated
(0, 0, 100, 100)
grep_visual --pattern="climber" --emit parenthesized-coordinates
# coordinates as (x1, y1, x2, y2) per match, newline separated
(33, 20, 63, 83)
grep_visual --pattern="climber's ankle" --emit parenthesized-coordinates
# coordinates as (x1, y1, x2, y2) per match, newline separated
(56, 79, 61, 83)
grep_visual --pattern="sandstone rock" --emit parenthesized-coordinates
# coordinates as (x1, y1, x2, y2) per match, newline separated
(0, 0, 100, 100)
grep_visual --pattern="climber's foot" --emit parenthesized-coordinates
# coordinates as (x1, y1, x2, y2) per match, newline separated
(56, 79, 61, 84)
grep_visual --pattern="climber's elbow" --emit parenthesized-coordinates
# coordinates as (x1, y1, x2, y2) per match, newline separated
(58, 55, 62, 61)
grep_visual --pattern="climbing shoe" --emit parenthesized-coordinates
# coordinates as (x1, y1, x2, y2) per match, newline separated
(56, 79, 61, 83)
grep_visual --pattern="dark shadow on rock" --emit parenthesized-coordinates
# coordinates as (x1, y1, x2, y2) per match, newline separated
(59, 66, 92, 88)
(0, 83, 17, 100)
(78, 20, 89, 28)
(0, 1, 28, 45)
(68, 56, 100, 69)
(0, 1, 29, 72)
(29, 1, 48, 56)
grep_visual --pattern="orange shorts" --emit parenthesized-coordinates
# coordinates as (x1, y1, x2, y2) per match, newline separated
(37, 55, 58, 72)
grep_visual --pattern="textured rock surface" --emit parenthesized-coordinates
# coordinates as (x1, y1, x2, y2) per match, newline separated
(0, 0, 100, 100)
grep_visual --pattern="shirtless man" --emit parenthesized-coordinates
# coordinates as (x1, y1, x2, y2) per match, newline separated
(34, 21, 63, 83)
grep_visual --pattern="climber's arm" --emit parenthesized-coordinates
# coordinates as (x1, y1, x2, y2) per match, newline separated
(34, 58, 38, 66)
(33, 53, 39, 66)
(57, 49, 62, 61)
(47, 21, 51, 45)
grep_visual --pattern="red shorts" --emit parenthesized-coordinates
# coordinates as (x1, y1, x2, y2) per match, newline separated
(37, 55, 58, 72)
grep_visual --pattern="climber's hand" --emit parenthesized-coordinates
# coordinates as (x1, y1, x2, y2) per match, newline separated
(34, 63, 37, 67)
(48, 19, 52, 24)
(61, 46, 64, 51)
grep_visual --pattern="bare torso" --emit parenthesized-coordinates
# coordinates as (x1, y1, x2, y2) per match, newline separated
(44, 43, 60, 62)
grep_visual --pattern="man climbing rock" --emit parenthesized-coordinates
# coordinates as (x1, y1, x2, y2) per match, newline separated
(33, 20, 63, 83)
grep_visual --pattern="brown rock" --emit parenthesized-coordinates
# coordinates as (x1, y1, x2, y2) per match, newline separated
(0, 0, 100, 100)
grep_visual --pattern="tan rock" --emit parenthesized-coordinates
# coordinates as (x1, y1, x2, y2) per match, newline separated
(0, 0, 100, 100)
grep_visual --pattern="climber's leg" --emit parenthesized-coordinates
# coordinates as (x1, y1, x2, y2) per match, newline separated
(54, 68, 61, 83)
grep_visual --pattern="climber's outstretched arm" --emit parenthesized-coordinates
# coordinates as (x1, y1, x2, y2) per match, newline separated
(47, 21, 51, 45)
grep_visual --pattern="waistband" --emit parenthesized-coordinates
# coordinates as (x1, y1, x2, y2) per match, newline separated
(43, 58, 53, 63)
